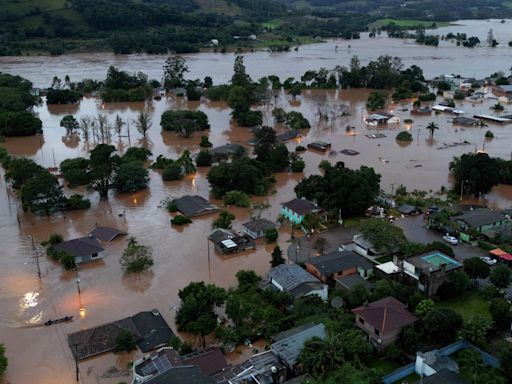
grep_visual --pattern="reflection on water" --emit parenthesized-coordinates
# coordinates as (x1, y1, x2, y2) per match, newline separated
(1, 19, 512, 383)
(17, 291, 43, 325)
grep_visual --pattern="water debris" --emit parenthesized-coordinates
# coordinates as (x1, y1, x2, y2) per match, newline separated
(437, 141, 471, 150)
(340, 149, 360, 156)
(365, 133, 386, 139)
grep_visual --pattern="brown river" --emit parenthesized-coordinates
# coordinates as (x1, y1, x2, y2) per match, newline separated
(1, 18, 512, 384)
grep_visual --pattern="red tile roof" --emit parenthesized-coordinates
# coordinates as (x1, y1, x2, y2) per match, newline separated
(351, 297, 417, 333)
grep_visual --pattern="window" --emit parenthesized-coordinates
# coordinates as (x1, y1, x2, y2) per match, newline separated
(375, 329, 380, 336)
(92, 253, 98, 258)
(358, 317, 365, 325)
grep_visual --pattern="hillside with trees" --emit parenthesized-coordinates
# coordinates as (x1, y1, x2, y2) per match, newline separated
(4, 0, 509, 55)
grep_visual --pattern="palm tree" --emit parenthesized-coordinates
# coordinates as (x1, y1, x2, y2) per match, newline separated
(299, 336, 344, 378)
(426, 121, 439, 139)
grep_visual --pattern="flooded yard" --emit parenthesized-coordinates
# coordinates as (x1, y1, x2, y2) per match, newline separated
(1, 18, 512, 384)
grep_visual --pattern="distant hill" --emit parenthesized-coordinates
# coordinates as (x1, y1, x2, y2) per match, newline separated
(0, 0, 510, 55)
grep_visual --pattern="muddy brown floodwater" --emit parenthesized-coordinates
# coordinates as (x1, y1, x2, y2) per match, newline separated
(2, 18, 512, 384)
(1, 19, 512, 88)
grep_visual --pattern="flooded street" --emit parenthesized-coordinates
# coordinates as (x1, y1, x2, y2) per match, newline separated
(1, 18, 512, 384)
(1, 19, 512, 88)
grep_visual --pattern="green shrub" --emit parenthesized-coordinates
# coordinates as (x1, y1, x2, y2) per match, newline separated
(196, 150, 213, 167)
(291, 157, 305, 172)
(234, 110, 262, 127)
(166, 201, 178, 212)
(171, 215, 192, 225)
(485, 130, 494, 139)
(223, 190, 251, 208)
(65, 194, 91, 210)
(295, 145, 306, 152)
(396, 131, 413, 142)
(478, 240, 497, 251)
(265, 228, 279, 243)
(199, 135, 212, 148)
(163, 163, 183, 181)
(151, 155, 175, 170)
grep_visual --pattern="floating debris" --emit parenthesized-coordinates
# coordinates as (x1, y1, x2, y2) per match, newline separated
(340, 149, 360, 156)
(437, 141, 471, 150)
(365, 133, 386, 139)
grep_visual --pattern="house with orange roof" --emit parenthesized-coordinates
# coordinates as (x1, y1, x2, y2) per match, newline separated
(351, 296, 417, 350)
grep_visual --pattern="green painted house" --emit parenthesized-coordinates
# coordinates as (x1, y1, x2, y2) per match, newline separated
(454, 208, 507, 240)
(280, 198, 323, 225)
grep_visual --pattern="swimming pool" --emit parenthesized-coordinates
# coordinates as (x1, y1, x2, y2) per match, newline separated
(422, 252, 462, 270)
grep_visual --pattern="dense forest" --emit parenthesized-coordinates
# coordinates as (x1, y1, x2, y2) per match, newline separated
(0, 0, 511, 55)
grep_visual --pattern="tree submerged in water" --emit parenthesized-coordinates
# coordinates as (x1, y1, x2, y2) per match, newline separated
(120, 237, 154, 273)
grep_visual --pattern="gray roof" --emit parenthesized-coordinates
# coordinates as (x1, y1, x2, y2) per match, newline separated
(418, 350, 459, 373)
(277, 130, 299, 142)
(271, 323, 326, 366)
(132, 310, 175, 353)
(496, 85, 512, 92)
(453, 116, 481, 125)
(398, 204, 420, 214)
(210, 143, 244, 157)
(242, 218, 276, 233)
(306, 251, 373, 276)
(173, 195, 220, 217)
(53, 236, 104, 258)
(455, 208, 506, 228)
(89, 226, 126, 241)
(213, 350, 284, 384)
(268, 264, 323, 294)
(146, 366, 216, 384)
(282, 198, 321, 216)
(419, 369, 469, 384)
(335, 274, 373, 290)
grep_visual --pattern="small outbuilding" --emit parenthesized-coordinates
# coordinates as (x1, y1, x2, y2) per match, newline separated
(242, 218, 277, 239)
(307, 140, 331, 152)
(89, 225, 126, 242)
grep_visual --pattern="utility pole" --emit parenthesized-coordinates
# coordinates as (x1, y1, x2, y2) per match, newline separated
(72, 343, 80, 382)
(207, 236, 211, 283)
(30, 236, 41, 279)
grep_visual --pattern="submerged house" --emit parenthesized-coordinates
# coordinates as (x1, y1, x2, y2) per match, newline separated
(280, 198, 323, 225)
(364, 113, 400, 126)
(53, 236, 104, 264)
(209, 143, 245, 161)
(242, 218, 277, 239)
(209, 228, 256, 254)
(173, 195, 220, 218)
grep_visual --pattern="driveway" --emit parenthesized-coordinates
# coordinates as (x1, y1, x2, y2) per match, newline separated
(394, 215, 488, 262)
(286, 226, 358, 264)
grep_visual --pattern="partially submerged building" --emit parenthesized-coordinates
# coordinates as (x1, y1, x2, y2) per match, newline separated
(242, 218, 277, 239)
(68, 309, 174, 360)
(173, 195, 220, 218)
(364, 113, 400, 126)
(280, 198, 323, 225)
(53, 236, 104, 264)
(209, 228, 256, 254)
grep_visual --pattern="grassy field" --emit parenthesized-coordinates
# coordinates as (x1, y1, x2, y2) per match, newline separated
(369, 18, 452, 29)
(437, 290, 491, 321)
(368, 358, 402, 374)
